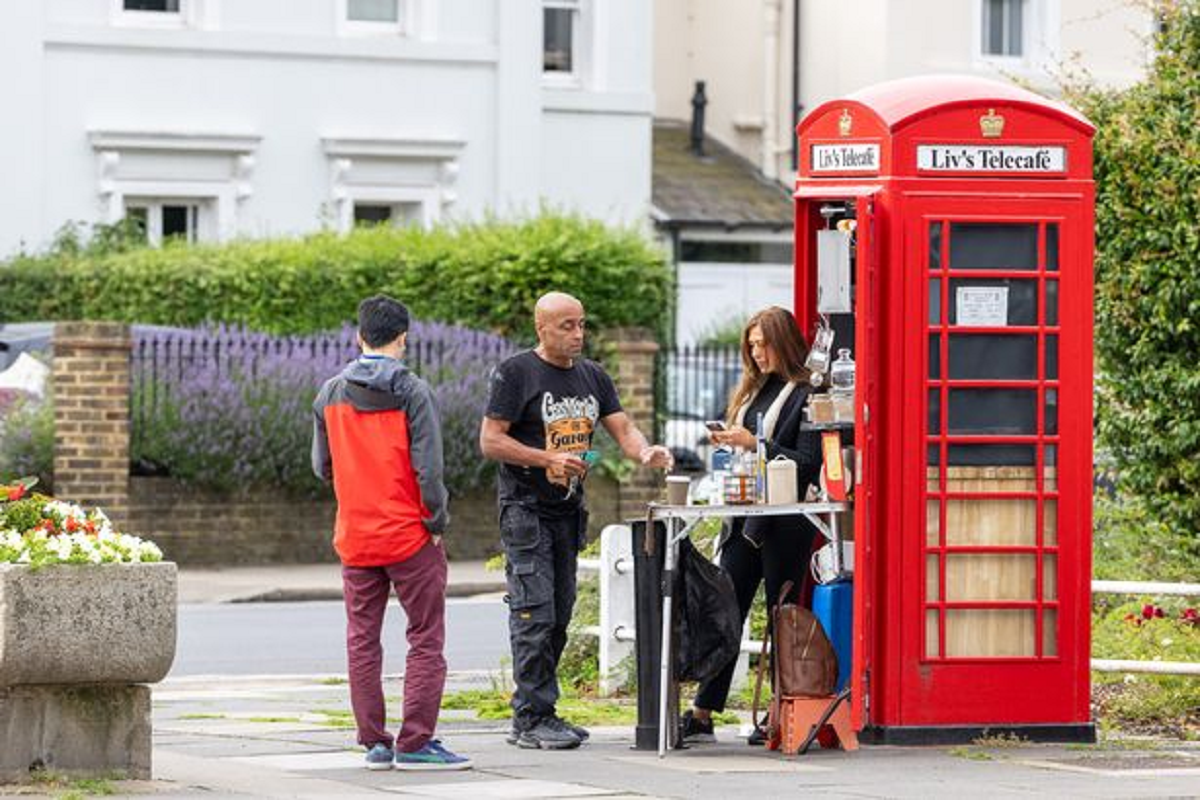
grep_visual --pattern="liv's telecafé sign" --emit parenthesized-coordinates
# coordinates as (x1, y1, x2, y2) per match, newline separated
(811, 143, 880, 173)
(916, 144, 1066, 173)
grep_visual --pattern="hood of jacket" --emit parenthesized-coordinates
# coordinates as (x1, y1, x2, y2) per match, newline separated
(338, 356, 414, 408)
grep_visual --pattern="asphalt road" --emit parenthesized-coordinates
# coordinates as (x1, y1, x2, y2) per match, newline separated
(172, 597, 510, 676)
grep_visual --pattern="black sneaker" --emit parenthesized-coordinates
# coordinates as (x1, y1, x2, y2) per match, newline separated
(679, 710, 716, 744)
(551, 714, 590, 742)
(746, 725, 768, 747)
(516, 716, 582, 750)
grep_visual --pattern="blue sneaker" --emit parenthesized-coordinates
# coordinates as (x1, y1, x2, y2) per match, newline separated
(364, 742, 394, 771)
(395, 739, 473, 771)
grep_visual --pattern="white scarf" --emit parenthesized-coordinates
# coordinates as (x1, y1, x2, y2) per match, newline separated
(732, 378, 799, 439)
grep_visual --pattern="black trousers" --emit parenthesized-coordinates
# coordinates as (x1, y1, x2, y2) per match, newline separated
(499, 502, 587, 728)
(693, 516, 816, 712)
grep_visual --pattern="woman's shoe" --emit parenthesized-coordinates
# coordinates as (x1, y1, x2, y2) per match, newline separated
(679, 709, 717, 744)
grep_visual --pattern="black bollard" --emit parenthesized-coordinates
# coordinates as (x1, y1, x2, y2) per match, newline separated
(632, 518, 665, 750)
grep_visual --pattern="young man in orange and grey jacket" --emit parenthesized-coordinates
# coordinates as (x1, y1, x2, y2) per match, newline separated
(312, 294, 470, 772)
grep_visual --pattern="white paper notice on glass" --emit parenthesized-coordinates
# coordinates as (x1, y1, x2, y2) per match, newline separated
(956, 286, 1008, 327)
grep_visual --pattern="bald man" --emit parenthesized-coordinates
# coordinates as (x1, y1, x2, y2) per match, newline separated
(480, 292, 672, 750)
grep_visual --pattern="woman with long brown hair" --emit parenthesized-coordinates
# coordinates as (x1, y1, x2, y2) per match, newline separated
(679, 306, 823, 745)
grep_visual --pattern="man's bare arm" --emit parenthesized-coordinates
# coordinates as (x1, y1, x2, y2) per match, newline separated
(479, 416, 587, 478)
(600, 411, 673, 469)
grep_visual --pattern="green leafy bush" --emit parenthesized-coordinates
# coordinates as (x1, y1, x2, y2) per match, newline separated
(1094, 492, 1200, 583)
(1067, 2, 1200, 544)
(0, 214, 673, 343)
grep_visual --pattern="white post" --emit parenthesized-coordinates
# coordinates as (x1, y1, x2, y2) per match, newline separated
(598, 524, 636, 697)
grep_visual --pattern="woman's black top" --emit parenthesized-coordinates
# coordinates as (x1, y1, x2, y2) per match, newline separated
(718, 375, 823, 550)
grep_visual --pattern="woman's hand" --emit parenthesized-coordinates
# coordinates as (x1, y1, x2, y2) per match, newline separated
(711, 425, 756, 450)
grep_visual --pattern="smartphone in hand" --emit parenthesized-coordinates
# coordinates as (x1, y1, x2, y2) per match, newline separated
(705, 420, 727, 432)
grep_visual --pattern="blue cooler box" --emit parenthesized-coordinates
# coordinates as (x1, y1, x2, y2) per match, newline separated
(812, 580, 853, 693)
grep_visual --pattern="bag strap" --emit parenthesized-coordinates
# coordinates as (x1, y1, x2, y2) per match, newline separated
(750, 616, 771, 731)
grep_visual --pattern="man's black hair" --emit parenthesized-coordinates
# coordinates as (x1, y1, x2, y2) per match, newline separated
(357, 295, 410, 348)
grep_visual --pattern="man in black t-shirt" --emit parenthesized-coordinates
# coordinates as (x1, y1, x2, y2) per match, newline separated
(480, 292, 672, 750)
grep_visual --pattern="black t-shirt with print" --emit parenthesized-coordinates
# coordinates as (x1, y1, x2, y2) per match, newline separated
(485, 350, 622, 516)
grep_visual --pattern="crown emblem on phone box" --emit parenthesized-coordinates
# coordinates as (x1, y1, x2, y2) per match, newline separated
(980, 108, 1005, 138)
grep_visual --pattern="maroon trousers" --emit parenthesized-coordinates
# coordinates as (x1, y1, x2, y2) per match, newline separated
(341, 538, 447, 753)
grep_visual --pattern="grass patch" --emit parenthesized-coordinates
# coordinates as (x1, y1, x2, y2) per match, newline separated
(556, 696, 637, 727)
(441, 688, 512, 720)
(947, 746, 992, 761)
(1067, 736, 1162, 752)
(972, 733, 1029, 748)
(318, 677, 348, 686)
(309, 708, 356, 729)
(178, 713, 226, 720)
(245, 716, 301, 724)
(27, 768, 122, 797)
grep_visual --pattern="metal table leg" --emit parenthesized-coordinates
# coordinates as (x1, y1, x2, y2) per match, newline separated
(657, 515, 679, 757)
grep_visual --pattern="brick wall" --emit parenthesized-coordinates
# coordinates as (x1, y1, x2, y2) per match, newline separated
(124, 475, 620, 566)
(52, 322, 131, 527)
(610, 328, 665, 521)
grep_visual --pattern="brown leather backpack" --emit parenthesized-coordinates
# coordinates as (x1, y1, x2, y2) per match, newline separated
(752, 580, 839, 742)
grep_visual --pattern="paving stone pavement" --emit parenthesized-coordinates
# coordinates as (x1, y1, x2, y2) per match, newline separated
(40, 672, 1185, 799)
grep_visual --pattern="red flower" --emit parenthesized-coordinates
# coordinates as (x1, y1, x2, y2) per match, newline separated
(1123, 612, 1142, 627)
(1182, 608, 1198, 627)
(1141, 604, 1156, 620)
(65, 517, 79, 533)
(5, 485, 24, 502)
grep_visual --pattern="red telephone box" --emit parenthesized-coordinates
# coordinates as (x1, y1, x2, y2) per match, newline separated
(794, 75, 1095, 742)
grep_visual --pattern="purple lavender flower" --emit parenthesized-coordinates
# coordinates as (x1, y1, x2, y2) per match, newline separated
(132, 322, 517, 496)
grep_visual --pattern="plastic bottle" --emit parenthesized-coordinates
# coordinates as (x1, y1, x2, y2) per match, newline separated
(710, 446, 731, 505)
(755, 412, 767, 503)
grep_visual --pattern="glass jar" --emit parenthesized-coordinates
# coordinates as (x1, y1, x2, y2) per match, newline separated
(830, 348, 855, 393)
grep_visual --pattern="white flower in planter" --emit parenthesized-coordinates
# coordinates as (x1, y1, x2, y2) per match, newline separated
(0, 481, 164, 567)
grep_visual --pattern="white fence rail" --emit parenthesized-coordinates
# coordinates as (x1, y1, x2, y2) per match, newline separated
(580, 525, 1199, 694)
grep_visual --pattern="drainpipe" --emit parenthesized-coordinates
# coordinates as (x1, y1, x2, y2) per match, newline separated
(762, 0, 783, 182)
(690, 80, 708, 157)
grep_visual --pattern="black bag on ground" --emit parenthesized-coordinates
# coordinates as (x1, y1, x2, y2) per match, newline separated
(674, 538, 741, 683)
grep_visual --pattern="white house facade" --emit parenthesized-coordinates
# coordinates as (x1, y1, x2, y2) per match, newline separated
(655, 0, 1155, 185)
(651, 0, 1154, 344)
(0, 0, 653, 256)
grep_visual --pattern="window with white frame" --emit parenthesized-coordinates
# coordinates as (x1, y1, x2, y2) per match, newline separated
(90, 131, 258, 245)
(112, 0, 203, 29)
(124, 199, 208, 246)
(340, 0, 405, 35)
(353, 202, 423, 228)
(544, 0, 586, 82)
(124, 0, 180, 10)
(348, 0, 399, 23)
(323, 137, 463, 234)
(981, 0, 1025, 57)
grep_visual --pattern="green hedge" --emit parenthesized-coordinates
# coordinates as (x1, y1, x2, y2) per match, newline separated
(0, 214, 672, 341)
(1068, 2, 1200, 544)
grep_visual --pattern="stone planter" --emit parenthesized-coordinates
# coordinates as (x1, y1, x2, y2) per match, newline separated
(0, 561, 177, 781)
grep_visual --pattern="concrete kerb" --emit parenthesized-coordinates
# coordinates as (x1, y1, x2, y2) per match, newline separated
(176, 560, 505, 605)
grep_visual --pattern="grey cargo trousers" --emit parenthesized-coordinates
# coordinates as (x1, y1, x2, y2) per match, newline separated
(499, 501, 587, 729)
